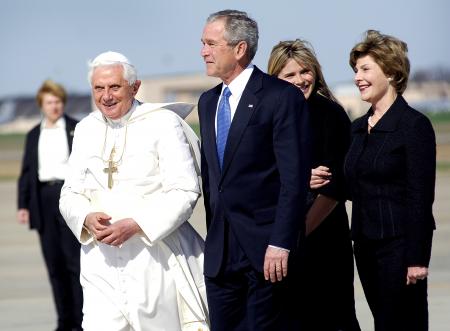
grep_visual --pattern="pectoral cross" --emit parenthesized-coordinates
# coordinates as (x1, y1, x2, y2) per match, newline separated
(103, 147, 117, 189)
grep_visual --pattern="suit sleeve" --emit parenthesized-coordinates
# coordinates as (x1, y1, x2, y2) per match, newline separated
(17, 132, 32, 210)
(405, 115, 436, 266)
(316, 107, 351, 201)
(201, 143, 212, 230)
(198, 98, 212, 230)
(269, 85, 311, 250)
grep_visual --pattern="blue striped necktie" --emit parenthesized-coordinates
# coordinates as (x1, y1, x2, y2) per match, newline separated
(216, 87, 232, 169)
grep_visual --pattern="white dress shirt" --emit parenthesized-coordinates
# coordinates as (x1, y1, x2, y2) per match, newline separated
(38, 116, 69, 182)
(215, 64, 254, 133)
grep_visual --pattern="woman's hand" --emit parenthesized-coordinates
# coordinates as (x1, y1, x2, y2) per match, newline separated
(406, 266, 429, 285)
(310, 166, 332, 189)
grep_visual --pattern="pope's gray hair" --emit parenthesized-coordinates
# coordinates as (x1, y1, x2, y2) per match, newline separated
(87, 54, 137, 86)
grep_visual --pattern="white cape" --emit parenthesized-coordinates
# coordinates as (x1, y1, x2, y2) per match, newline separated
(60, 101, 209, 330)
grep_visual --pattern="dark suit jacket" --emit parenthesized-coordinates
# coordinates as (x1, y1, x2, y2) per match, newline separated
(344, 95, 436, 266)
(18, 115, 78, 231)
(198, 66, 310, 277)
(309, 93, 351, 203)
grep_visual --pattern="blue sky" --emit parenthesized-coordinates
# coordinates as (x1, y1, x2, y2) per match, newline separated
(1, 0, 449, 98)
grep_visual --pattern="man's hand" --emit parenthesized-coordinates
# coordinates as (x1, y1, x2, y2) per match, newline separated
(263, 246, 289, 283)
(84, 212, 111, 240)
(310, 166, 332, 189)
(407, 266, 429, 285)
(97, 218, 141, 247)
(17, 208, 30, 225)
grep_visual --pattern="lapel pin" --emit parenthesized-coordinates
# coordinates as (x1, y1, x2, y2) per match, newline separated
(248, 104, 253, 108)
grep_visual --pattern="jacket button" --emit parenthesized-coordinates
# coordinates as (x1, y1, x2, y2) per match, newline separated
(218, 186, 223, 193)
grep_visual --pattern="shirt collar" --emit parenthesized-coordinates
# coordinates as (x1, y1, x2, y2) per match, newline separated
(221, 64, 254, 98)
(40, 115, 66, 130)
(353, 95, 407, 133)
(370, 95, 407, 132)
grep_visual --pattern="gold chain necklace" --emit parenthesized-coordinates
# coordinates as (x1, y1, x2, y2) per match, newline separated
(101, 120, 128, 189)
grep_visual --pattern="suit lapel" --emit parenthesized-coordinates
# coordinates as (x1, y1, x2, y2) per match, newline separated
(346, 113, 369, 175)
(347, 96, 406, 175)
(371, 95, 405, 132)
(220, 68, 262, 178)
(31, 128, 40, 174)
(64, 115, 76, 153)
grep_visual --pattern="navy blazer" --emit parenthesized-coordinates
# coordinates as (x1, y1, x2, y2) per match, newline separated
(344, 96, 436, 266)
(18, 115, 78, 231)
(198, 66, 310, 277)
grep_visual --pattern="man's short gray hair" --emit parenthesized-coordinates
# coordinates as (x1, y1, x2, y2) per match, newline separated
(207, 9, 259, 61)
(87, 51, 137, 86)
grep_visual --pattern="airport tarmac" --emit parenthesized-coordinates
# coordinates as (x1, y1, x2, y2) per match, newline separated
(0, 173, 449, 330)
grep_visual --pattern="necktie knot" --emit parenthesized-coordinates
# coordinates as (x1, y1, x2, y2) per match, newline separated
(223, 87, 231, 98)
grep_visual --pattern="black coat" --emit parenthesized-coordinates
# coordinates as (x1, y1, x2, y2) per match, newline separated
(301, 91, 361, 331)
(309, 93, 350, 203)
(198, 66, 311, 277)
(17, 115, 78, 231)
(344, 95, 436, 266)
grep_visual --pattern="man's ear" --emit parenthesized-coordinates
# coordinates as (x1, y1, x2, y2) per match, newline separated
(234, 41, 248, 61)
(132, 80, 141, 96)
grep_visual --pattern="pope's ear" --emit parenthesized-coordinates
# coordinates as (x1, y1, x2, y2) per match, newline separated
(132, 80, 141, 95)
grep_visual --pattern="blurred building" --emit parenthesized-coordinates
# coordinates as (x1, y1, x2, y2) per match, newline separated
(0, 95, 91, 133)
(334, 81, 450, 120)
(136, 73, 220, 123)
(1, 74, 449, 133)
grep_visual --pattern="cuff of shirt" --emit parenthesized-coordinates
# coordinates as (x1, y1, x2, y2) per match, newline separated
(268, 245, 290, 253)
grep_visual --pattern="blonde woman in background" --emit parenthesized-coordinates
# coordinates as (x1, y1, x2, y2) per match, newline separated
(17, 80, 83, 331)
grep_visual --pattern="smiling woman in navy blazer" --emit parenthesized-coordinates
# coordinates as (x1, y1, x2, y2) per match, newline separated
(344, 30, 436, 331)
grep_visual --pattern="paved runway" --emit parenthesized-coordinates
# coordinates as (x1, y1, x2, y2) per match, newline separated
(1, 173, 449, 330)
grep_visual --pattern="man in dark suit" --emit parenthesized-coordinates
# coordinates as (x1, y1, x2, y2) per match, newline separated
(198, 10, 310, 330)
(17, 80, 83, 331)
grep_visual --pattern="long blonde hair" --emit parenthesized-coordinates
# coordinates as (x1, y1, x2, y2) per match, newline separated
(268, 39, 337, 102)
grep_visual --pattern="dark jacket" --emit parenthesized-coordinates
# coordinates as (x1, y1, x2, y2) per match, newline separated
(17, 115, 78, 231)
(198, 66, 311, 277)
(344, 95, 436, 266)
(309, 93, 351, 203)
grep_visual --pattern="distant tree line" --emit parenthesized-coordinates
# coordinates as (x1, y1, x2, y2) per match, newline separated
(411, 66, 450, 83)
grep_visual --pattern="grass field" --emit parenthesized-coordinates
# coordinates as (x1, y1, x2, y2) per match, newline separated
(1, 114, 449, 180)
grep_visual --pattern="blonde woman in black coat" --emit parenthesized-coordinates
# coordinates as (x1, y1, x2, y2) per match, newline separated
(268, 39, 360, 331)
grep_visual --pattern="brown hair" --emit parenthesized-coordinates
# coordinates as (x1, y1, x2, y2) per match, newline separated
(349, 30, 410, 94)
(268, 39, 337, 102)
(36, 80, 67, 107)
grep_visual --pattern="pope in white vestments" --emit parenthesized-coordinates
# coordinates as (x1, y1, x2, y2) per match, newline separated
(59, 51, 209, 331)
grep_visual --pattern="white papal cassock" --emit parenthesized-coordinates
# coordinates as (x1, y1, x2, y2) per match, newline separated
(59, 100, 209, 331)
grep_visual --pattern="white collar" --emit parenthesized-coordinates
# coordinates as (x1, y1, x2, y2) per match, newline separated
(222, 64, 254, 98)
(40, 115, 66, 130)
